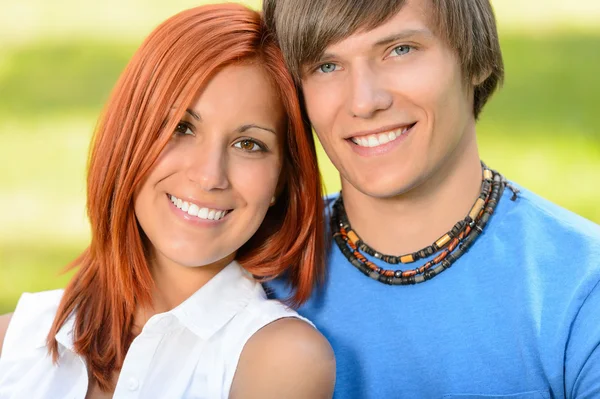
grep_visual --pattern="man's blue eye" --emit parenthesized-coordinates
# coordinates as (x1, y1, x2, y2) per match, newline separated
(391, 45, 411, 56)
(319, 63, 337, 73)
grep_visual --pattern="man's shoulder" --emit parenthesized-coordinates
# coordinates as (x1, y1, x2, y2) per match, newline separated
(505, 184, 600, 245)
(323, 192, 340, 214)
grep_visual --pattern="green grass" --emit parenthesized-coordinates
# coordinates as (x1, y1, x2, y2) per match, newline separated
(0, 18, 599, 312)
(0, 42, 135, 118)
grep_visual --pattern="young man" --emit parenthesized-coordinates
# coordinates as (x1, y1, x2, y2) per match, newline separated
(263, 0, 600, 397)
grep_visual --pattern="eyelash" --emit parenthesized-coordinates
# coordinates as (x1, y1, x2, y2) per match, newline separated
(233, 138, 268, 153)
(173, 123, 267, 153)
(312, 44, 415, 74)
(173, 121, 195, 136)
(388, 44, 413, 58)
(315, 62, 339, 74)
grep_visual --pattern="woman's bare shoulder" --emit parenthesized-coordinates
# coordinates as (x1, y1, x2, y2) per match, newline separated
(0, 313, 14, 357)
(230, 317, 336, 399)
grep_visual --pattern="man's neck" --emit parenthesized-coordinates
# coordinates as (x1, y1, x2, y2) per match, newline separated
(340, 130, 482, 256)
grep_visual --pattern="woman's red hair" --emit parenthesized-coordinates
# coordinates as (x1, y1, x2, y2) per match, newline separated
(47, 4, 324, 391)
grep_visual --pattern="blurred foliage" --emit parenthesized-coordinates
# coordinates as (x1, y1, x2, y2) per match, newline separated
(487, 33, 600, 137)
(0, 243, 77, 314)
(0, 1, 599, 313)
(0, 42, 135, 118)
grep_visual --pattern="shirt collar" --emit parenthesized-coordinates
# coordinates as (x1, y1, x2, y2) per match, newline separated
(47, 261, 262, 351)
(54, 312, 77, 352)
(35, 308, 76, 352)
(169, 260, 261, 340)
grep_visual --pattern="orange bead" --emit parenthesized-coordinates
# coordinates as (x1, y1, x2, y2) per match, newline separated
(483, 169, 493, 181)
(448, 238, 459, 252)
(434, 250, 449, 263)
(400, 254, 415, 263)
(435, 234, 452, 249)
(347, 230, 360, 245)
(469, 198, 485, 220)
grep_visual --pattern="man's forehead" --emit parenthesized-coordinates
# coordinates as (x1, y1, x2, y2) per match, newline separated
(314, 2, 434, 59)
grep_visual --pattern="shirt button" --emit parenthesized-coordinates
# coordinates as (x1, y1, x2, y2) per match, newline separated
(128, 377, 140, 391)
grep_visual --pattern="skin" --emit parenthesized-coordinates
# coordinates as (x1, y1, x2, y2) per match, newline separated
(230, 318, 336, 399)
(133, 62, 286, 314)
(301, 0, 486, 255)
(1, 63, 336, 398)
(0, 313, 11, 357)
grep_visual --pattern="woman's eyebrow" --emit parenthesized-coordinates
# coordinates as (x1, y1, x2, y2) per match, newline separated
(186, 109, 201, 121)
(235, 124, 277, 135)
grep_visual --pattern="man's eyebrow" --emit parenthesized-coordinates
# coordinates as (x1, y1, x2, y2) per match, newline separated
(373, 28, 433, 48)
(316, 28, 434, 62)
(186, 109, 201, 121)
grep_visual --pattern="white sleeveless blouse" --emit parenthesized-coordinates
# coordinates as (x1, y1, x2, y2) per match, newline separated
(0, 261, 308, 398)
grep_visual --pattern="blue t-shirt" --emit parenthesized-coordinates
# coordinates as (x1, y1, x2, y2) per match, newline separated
(266, 185, 600, 399)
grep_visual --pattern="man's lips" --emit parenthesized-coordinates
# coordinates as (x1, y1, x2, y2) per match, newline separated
(348, 123, 416, 148)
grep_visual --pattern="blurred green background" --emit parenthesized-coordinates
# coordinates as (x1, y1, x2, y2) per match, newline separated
(1, 1, 599, 313)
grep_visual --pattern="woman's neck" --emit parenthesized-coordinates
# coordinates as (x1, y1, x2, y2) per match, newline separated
(132, 253, 234, 334)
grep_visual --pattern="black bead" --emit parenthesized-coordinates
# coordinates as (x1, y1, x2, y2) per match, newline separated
(424, 270, 435, 280)
(480, 213, 491, 226)
(331, 162, 506, 286)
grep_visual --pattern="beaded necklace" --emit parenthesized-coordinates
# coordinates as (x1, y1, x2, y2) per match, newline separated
(332, 164, 518, 285)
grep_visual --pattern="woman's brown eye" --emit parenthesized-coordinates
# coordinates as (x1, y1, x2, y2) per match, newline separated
(173, 122, 193, 136)
(240, 140, 256, 150)
(234, 138, 265, 152)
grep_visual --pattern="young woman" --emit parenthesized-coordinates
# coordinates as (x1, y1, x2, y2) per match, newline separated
(0, 4, 335, 398)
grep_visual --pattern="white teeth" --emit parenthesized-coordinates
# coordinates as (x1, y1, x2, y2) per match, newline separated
(351, 125, 411, 148)
(197, 207, 209, 219)
(378, 133, 389, 144)
(187, 204, 199, 216)
(169, 195, 228, 221)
